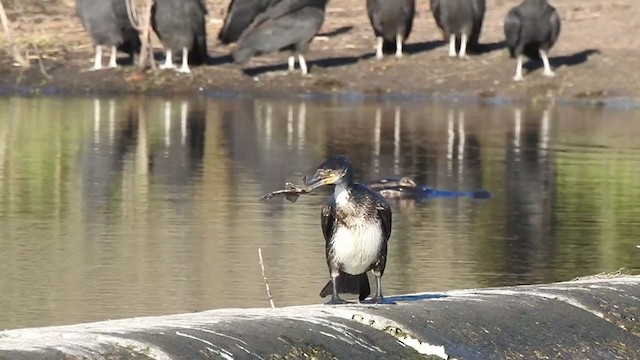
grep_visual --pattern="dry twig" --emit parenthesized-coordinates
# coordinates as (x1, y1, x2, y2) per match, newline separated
(258, 248, 276, 309)
(0, 0, 29, 67)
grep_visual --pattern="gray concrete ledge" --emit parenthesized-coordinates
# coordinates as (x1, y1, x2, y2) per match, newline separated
(1, 275, 639, 359)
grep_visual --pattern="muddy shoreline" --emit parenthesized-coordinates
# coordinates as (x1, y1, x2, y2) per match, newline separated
(0, 0, 638, 106)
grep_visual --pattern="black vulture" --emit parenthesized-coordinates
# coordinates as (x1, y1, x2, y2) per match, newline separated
(504, 0, 561, 81)
(75, 0, 141, 70)
(366, 0, 415, 59)
(218, 0, 280, 44)
(430, 0, 485, 59)
(151, 0, 208, 73)
(233, 0, 328, 75)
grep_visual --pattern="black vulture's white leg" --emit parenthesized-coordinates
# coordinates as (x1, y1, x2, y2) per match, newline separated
(160, 49, 175, 70)
(178, 47, 191, 73)
(513, 54, 524, 81)
(395, 34, 403, 58)
(288, 55, 296, 72)
(108, 46, 118, 68)
(539, 49, 555, 77)
(91, 45, 103, 71)
(448, 34, 457, 57)
(375, 37, 384, 60)
(459, 33, 468, 59)
(298, 54, 308, 75)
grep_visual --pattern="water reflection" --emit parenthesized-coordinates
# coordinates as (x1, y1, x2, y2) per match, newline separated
(0, 96, 639, 330)
(503, 107, 556, 284)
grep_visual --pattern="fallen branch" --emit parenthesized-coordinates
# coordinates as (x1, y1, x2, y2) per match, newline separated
(258, 248, 276, 309)
(126, 0, 156, 70)
(30, 45, 51, 79)
(0, 0, 29, 67)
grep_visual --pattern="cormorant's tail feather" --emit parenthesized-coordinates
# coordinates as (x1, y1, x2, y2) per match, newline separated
(381, 39, 396, 55)
(189, 35, 208, 65)
(319, 273, 370, 301)
(523, 44, 541, 60)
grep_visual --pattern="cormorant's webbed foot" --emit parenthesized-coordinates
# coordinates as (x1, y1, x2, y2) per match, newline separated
(325, 296, 350, 305)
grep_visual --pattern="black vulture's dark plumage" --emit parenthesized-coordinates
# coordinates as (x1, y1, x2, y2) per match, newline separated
(218, 0, 280, 44)
(233, 0, 328, 75)
(366, 0, 415, 59)
(430, 0, 485, 58)
(151, 0, 208, 73)
(76, 0, 141, 70)
(504, 0, 561, 81)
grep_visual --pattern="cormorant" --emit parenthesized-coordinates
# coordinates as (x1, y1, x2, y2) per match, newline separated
(218, 0, 279, 44)
(365, 177, 492, 200)
(504, 0, 561, 81)
(151, 0, 208, 73)
(75, 0, 141, 70)
(366, 0, 416, 59)
(430, 0, 485, 59)
(304, 156, 393, 304)
(233, 0, 328, 75)
(365, 177, 419, 198)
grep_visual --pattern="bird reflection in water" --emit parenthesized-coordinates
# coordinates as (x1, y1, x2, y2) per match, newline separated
(154, 99, 206, 183)
(504, 106, 556, 281)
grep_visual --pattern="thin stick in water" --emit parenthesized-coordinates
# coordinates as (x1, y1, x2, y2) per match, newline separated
(258, 247, 276, 309)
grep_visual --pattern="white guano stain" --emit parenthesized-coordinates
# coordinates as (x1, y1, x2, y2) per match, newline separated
(318, 331, 338, 339)
(176, 331, 234, 360)
(398, 336, 448, 359)
(345, 312, 449, 360)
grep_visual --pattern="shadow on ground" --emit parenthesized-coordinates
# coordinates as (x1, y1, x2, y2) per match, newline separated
(385, 293, 449, 303)
(243, 55, 362, 77)
(525, 49, 600, 72)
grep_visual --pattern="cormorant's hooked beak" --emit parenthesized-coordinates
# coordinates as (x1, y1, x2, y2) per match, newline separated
(304, 172, 340, 191)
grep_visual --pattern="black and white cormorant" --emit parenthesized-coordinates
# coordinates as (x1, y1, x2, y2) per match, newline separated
(218, 0, 279, 44)
(430, 0, 485, 59)
(305, 156, 393, 304)
(151, 0, 208, 73)
(366, 0, 416, 59)
(233, 0, 328, 75)
(75, 0, 141, 70)
(504, 0, 561, 81)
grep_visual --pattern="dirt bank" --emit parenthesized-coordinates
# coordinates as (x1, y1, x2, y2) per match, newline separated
(1, 0, 638, 104)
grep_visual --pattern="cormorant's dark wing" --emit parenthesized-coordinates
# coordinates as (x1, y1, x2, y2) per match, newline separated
(503, 8, 521, 58)
(469, 0, 485, 46)
(251, 0, 308, 27)
(233, 0, 325, 64)
(186, 0, 208, 63)
(429, 0, 443, 31)
(321, 199, 336, 248)
(404, 0, 416, 22)
(365, 0, 381, 34)
(403, 0, 416, 39)
(75, 0, 86, 27)
(376, 199, 392, 243)
(548, 7, 561, 46)
(218, 0, 275, 44)
(111, 0, 142, 53)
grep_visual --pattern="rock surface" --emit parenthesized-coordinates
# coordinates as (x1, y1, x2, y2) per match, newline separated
(0, 275, 638, 359)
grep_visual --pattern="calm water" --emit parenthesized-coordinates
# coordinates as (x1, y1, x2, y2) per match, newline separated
(0, 96, 639, 330)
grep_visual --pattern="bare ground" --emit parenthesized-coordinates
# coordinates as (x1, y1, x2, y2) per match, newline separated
(0, 0, 639, 103)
